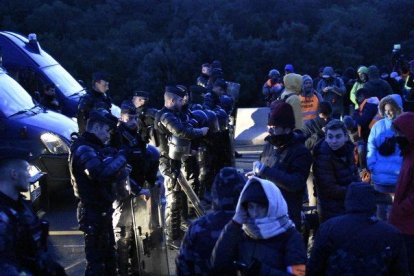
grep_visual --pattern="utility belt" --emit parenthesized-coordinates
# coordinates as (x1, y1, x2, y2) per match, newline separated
(78, 201, 113, 217)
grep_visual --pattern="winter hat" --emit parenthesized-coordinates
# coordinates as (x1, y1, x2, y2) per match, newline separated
(319, 101, 332, 116)
(268, 69, 280, 78)
(343, 115, 356, 131)
(345, 182, 377, 214)
(240, 179, 268, 207)
(367, 65, 380, 80)
(211, 167, 246, 211)
(283, 73, 303, 93)
(302, 74, 313, 87)
(284, 64, 294, 73)
(268, 101, 295, 129)
(322, 66, 335, 78)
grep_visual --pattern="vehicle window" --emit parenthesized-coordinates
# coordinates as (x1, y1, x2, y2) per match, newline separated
(42, 65, 84, 97)
(0, 74, 36, 117)
(9, 67, 45, 99)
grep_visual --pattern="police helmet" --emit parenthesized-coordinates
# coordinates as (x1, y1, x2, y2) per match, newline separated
(204, 109, 220, 133)
(191, 109, 208, 128)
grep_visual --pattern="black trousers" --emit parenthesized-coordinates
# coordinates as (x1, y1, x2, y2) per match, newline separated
(77, 203, 116, 276)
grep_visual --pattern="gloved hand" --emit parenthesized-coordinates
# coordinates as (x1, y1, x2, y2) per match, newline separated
(232, 197, 249, 225)
(253, 161, 265, 176)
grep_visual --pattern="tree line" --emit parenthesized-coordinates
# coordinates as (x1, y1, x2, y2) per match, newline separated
(1, 0, 414, 107)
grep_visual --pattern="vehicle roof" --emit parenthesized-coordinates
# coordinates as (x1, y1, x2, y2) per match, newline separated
(0, 31, 59, 68)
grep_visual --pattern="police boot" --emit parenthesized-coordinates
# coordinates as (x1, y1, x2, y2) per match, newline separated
(116, 235, 130, 276)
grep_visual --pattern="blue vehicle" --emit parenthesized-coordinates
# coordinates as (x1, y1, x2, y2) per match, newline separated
(0, 67, 77, 194)
(0, 31, 120, 118)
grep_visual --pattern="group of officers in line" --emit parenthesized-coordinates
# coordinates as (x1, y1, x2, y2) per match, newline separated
(0, 61, 237, 275)
(71, 65, 236, 275)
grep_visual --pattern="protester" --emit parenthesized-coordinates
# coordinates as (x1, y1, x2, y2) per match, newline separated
(308, 182, 408, 275)
(279, 73, 304, 129)
(389, 112, 414, 275)
(317, 66, 346, 119)
(313, 119, 360, 222)
(211, 177, 307, 276)
(248, 101, 312, 229)
(349, 66, 368, 110)
(367, 94, 403, 220)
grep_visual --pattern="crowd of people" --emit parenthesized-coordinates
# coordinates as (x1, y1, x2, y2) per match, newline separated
(1, 59, 414, 276)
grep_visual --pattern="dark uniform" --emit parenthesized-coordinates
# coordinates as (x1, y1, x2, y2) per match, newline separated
(136, 104, 158, 146)
(77, 72, 113, 133)
(0, 193, 65, 275)
(69, 111, 128, 275)
(154, 87, 206, 243)
(0, 149, 64, 275)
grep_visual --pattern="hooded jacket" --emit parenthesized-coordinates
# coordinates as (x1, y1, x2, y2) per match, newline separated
(176, 167, 245, 276)
(364, 65, 393, 100)
(211, 177, 306, 275)
(308, 183, 408, 276)
(316, 67, 346, 117)
(280, 73, 304, 129)
(350, 66, 368, 108)
(389, 112, 414, 235)
(367, 95, 403, 191)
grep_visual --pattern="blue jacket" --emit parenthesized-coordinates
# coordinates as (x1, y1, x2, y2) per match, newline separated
(367, 118, 402, 190)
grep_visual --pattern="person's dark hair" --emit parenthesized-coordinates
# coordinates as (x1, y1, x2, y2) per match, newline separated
(325, 119, 347, 135)
(319, 101, 332, 116)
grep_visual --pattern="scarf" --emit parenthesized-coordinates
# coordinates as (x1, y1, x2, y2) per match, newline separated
(243, 215, 294, 239)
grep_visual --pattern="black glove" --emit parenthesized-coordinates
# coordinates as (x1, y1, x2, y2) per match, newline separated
(378, 136, 396, 156)
(129, 178, 142, 195)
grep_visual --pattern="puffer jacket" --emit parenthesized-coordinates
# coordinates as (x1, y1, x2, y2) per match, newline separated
(313, 140, 360, 221)
(367, 95, 403, 191)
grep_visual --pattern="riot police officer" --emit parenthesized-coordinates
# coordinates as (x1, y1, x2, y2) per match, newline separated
(69, 109, 128, 275)
(131, 90, 158, 145)
(77, 72, 114, 133)
(111, 102, 154, 275)
(154, 85, 209, 249)
(0, 148, 65, 275)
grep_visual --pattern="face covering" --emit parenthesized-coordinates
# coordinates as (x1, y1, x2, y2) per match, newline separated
(267, 133, 291, 147)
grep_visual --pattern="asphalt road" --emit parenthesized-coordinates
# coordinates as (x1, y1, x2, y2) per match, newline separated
(45, 144, 262, 275)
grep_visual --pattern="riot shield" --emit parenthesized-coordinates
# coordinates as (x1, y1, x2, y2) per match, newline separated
(131, 187, 171, 275)
(177, 172, 206, 217)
